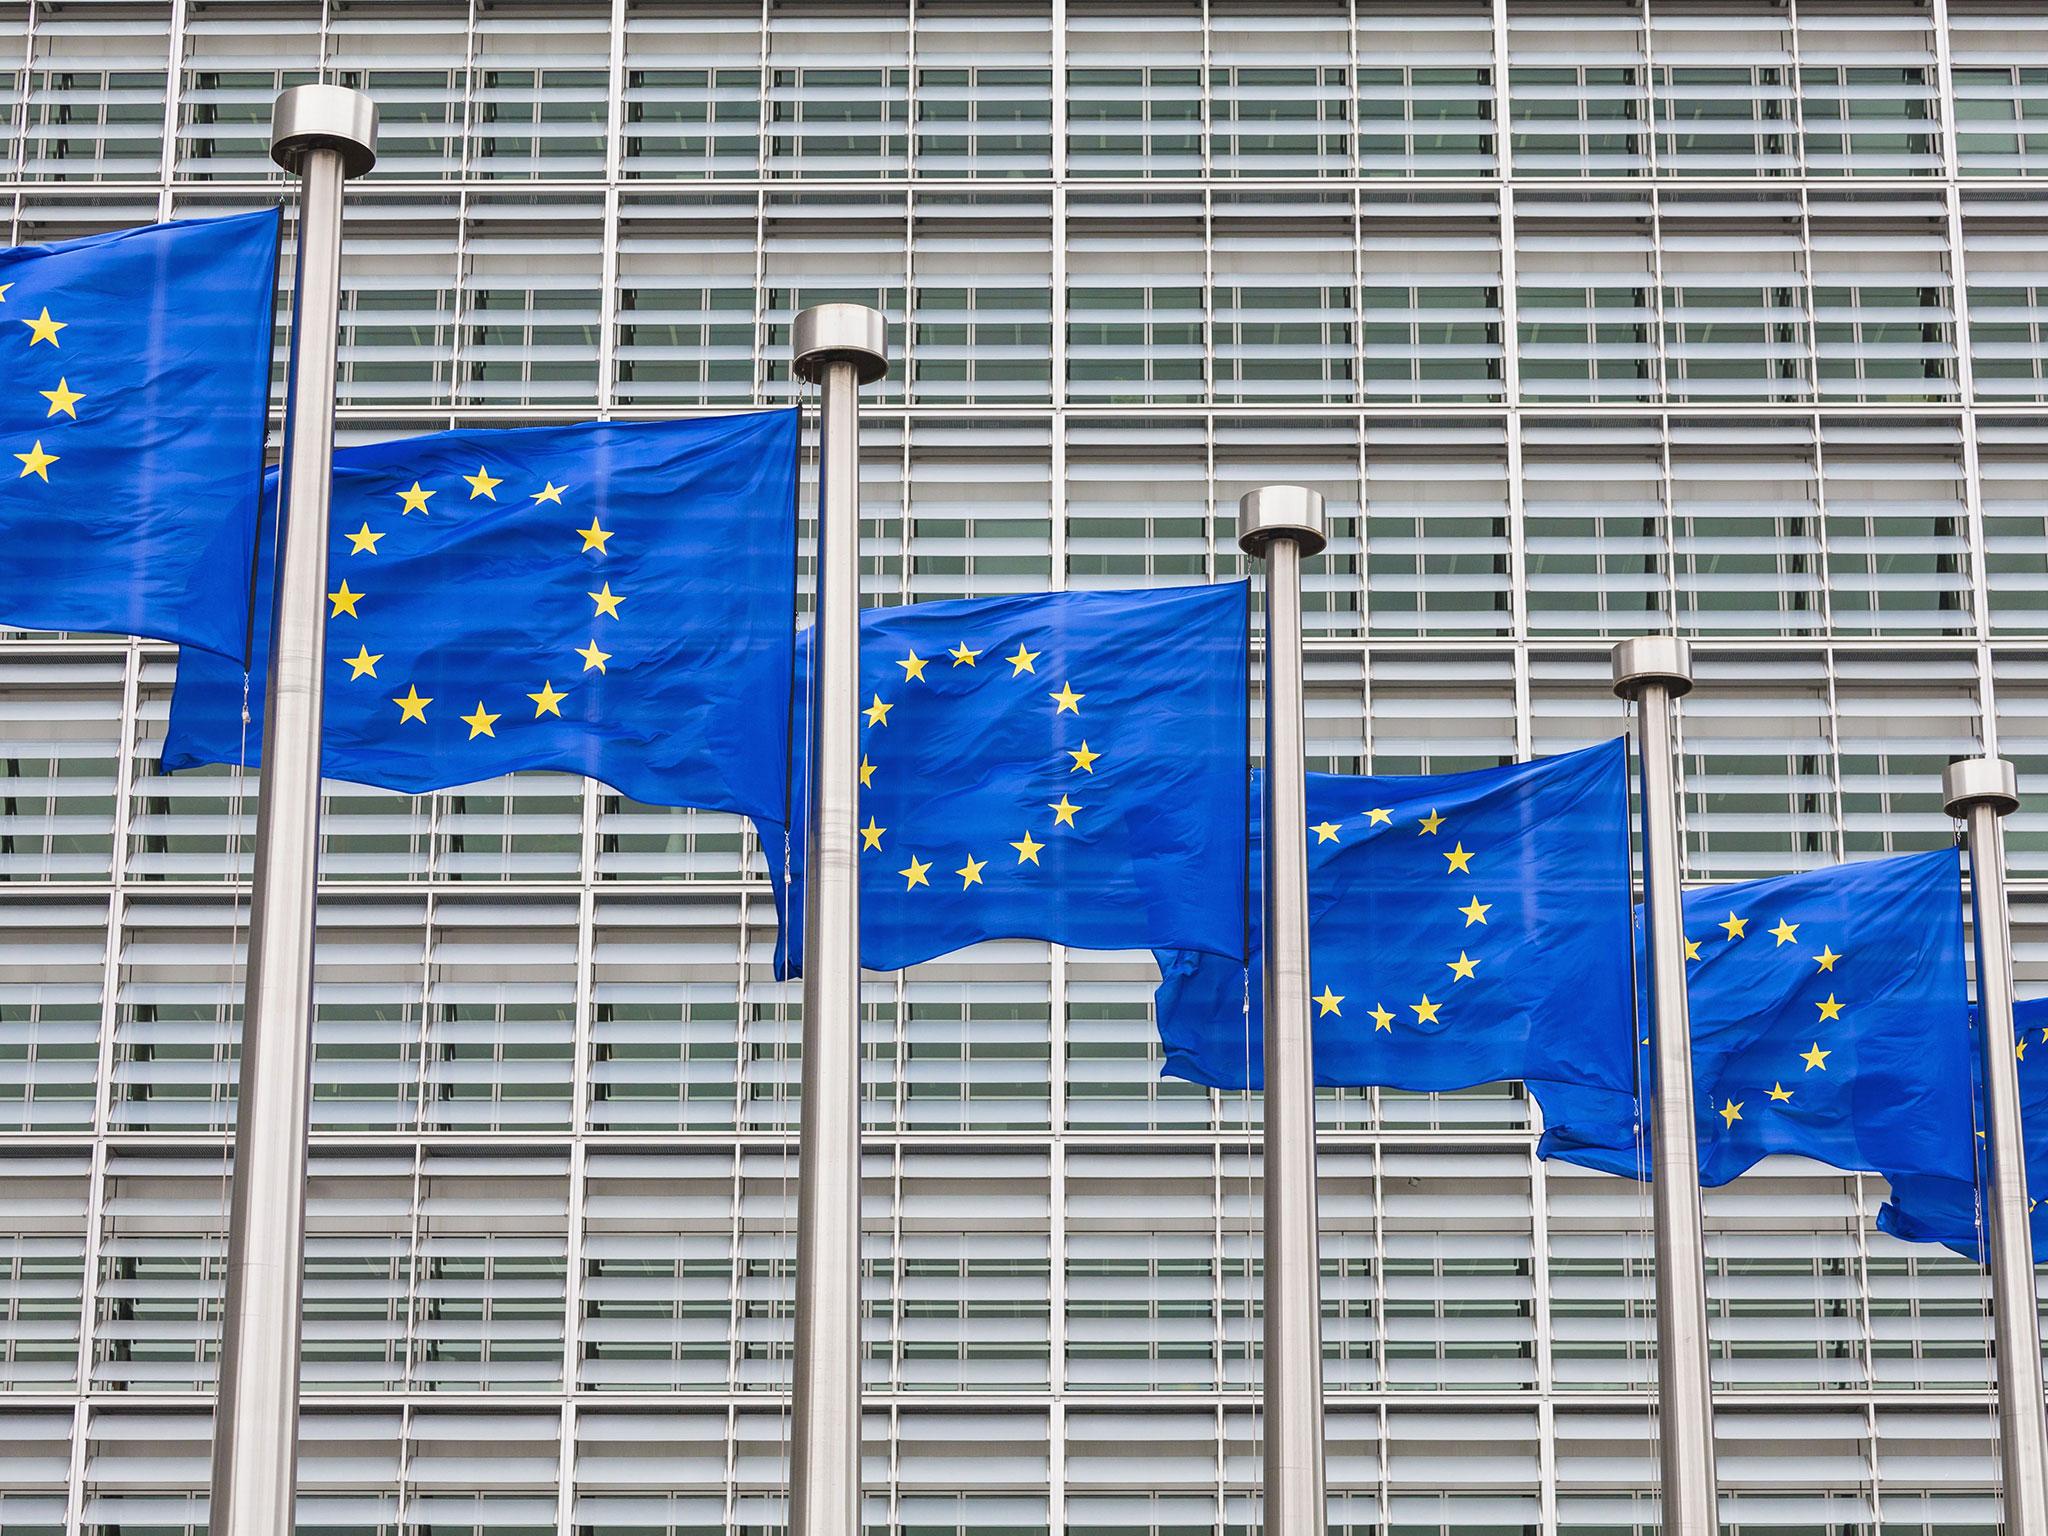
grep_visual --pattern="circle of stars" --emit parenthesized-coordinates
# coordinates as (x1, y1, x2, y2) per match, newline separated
(1309, 803, 1488, 1038)
(6, 283, 82, 486)
(1695, 909, 1845, 1130)
(860, 635, 1095, 894)
(328, 464, 620, 735)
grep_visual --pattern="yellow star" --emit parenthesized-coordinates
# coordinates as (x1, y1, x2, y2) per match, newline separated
(1815, 994, 1843, 1023)
(588, 583, 624, 619)
(576, 639, 612, 674)
(528, 680, 567, 717)
(1068, 741, 1101, 774)
(858, 756, 876, 788)
(899, 855, 931, 890)
(956, 855, 986, 889)
(1685, 938, 1702, 961)
(1411, 995, 1442, 1025)
(1768, 1082, 1794, 1103)
(861, 818, 885, 851)
(1370, 1003, 1395, 1032)
(1006, 644, 1039, 675)
(1366, 807, 1392, 826)
(13, 440, 55, 480)
(2022, 1038, 2031, 1063)
(1719, 1098, 1743, 1127)
(460, 701, 500, 739)
(897, 651, 929, 682)
(392, 685, 431, 723)
(1313, 986, 1343, 1016)
(2039, 1026, 2048, 1044)
(1050, 681, 1084, 714)
(1049, 794, 1081, 828)
(463, 465, 501, 499)
(1813, 946, 1840, 972)
(1011, 830, 1044, 865)
(1459, 897, 1491, 927)
(327, 580, 362, 617)
(949, 641, 980, 667)
(344, 645, 381, 680)
(1443, 842, 1474, 874)
(530, 481, 566, 505)
(1447, 952, 1479, 981)
(22, 307, 63, 347)
(864, 694, 892, 727)
(1720, 912, 1747, 941)
(1418, 809, 1444, 835)
(1769, 919, 1799, 946)
(1801, 1041, 1831, 1071)
(345, 522, 383, 554)
(0, 282, 11, 301)
(1312, 821, 1341, 844)
(38, 377, 82, 418)
(397, 481, 435, 515)
(577, 517, 613, 554)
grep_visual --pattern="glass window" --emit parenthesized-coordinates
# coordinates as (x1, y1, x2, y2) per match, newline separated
(1797, 11, 1941, 178)
(766, 11, 908, 179)
(1361, 207, 1504, 405)
(1515, 212, 1657, 404)
(913, 13, 1052, 180)
(1648, 11, 1796, 177)
(27, 13, 169, 182)
(1356, 5, 1497, 179)
(1068, 7, 1203, 180)
(1208, 7, 1352, 179)
(623, 9, 763, 180)
(1506, 12, 1650, 178)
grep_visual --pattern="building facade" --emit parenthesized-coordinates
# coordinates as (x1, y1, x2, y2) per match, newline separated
(2, 0, 2046, 1530)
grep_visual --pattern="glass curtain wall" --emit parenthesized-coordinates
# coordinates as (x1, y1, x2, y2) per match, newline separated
(0, 1, 2046, 1532)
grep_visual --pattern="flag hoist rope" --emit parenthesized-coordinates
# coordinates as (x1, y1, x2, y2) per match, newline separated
(1943, 756, 2048, 1532)
(788, 303, 887, 1536)
(1610, 636, 1719, 1535)
(1237, 484, 1330, 1531)
(208, 85, 377, 1536)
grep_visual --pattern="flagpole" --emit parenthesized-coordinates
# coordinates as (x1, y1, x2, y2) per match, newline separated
(1238, 485, 1329, 1532)
(1610, 637, 1719, 1536)
(208, 86, 376, 1536)
(1942, 756, 2048, 1530)
(789, 303, 888, 1536)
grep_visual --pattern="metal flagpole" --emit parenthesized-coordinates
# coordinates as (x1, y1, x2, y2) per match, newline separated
(1238, 485, 1329, 1532)
(1942, 756, 2048, 1532)
(788, 303, 888, 1536)
(1610, 637, 1719, 1536)
(208, 85, 376, 1536)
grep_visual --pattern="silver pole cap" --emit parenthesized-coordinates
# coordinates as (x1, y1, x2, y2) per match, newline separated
(1237, 484, 1327, 559)
(270, 84, 378, 178)
(1611, 635, 1694, 701)
(1943, 755, 2020, 818)
(793, 303, 889, 385)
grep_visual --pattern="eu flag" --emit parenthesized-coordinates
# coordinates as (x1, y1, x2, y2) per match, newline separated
(1531, 848, 1975, 1191)
(161, 408, 799, 819)
(1878, 997, 2048, 1262)
(1152, 741, 1635, 1092)
(0, 208, 279, 660)
(766, 582, 1248, 975)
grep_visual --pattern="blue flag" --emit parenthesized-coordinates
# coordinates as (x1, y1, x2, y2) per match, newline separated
(161, 409, 799, 819)
(0, 209, 279, 660)
(1531, 848, 1975, 1190)
(1878, 997, 2048, 1263)
(1152, 741, 1635, 1092)
(766, 582, 1249, 975)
